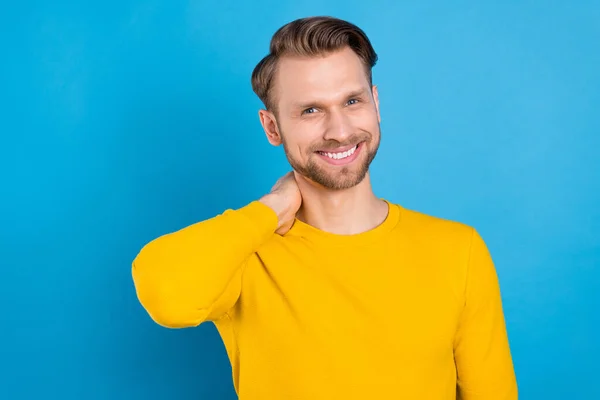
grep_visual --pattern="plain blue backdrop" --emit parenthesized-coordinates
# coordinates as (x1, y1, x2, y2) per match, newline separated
(1, 1, 599, 399)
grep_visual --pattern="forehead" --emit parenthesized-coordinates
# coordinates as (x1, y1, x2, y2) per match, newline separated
(274, 47, 370, 107)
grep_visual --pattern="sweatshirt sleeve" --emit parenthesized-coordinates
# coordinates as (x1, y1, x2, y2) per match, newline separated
(454, 228, 518, 399)
(131, 200, 278, 328)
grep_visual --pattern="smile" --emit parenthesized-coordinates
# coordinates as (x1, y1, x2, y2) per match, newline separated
(317, 144, 358, 160)
(315, 143, 363, 165)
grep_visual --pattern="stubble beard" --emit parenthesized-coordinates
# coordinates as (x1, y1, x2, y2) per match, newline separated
(280, 126, 381, 191)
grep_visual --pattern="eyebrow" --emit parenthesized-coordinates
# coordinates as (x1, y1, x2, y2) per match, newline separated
(293, 88, 369, 110)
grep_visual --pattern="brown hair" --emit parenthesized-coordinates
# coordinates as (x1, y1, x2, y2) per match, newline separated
(251, 16, 378, 112)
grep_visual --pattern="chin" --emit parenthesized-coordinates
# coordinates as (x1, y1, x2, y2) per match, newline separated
(313, 168, 370, 191)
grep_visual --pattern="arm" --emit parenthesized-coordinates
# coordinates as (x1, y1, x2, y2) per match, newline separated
(454, 228, 518, 399)
(131, 200, 277, 328)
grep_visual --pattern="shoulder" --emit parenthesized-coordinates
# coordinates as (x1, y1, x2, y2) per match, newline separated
(388, 202, 484, 273)
(388, 202, 490, 301)
(392, 202, 476, 244)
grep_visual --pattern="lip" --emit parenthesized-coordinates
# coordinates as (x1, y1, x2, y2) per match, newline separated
(315, 142, 363, 166)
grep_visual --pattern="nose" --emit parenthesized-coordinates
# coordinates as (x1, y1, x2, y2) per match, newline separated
(323, 109, 352, 143)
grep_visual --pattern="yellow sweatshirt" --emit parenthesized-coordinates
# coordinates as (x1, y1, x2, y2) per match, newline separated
(132, 200, 518, 399)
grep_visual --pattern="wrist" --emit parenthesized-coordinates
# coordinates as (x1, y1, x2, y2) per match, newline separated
(258, 193, 288, 228)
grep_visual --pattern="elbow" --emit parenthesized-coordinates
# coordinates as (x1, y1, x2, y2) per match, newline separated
(137, 291, 205, 329)
(146, 306, 207, 329)
(131, 261, 208, 329)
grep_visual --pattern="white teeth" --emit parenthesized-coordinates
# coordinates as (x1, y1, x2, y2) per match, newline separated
(322, 145, 357, 160)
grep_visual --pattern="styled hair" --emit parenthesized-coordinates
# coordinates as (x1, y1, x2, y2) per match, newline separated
(251, 16, 378, 112)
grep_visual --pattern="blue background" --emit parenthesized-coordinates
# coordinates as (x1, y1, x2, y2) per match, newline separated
(1, 1, 598, 399)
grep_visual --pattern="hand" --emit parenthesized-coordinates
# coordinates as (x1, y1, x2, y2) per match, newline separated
(259, 171, 302, 235)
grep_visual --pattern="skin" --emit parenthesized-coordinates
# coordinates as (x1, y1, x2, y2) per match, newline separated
(258, 46, 389, 235)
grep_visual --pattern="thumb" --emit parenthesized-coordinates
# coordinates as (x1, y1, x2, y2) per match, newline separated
(275, 218, 295, 236)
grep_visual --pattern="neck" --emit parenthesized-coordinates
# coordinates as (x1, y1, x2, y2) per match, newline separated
(295, 172, 389, 235)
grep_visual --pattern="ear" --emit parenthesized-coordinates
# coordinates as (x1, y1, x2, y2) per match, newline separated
(372, 85, 381, 123)
(258, 109, 282, 146)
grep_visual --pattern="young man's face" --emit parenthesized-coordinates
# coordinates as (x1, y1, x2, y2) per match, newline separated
(260, 46, 381, 190)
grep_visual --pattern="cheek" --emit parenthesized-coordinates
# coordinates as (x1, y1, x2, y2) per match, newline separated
(287, 127, 321, 154)
(352, 109, 379, 131)
(283, 132, 313, 158)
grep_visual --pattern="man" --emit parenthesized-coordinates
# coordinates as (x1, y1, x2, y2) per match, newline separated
(132, 16, 518, 399)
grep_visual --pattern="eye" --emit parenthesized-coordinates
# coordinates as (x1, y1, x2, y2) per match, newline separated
(347, 98, 360, 106)
(302, 107, 318, 115)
